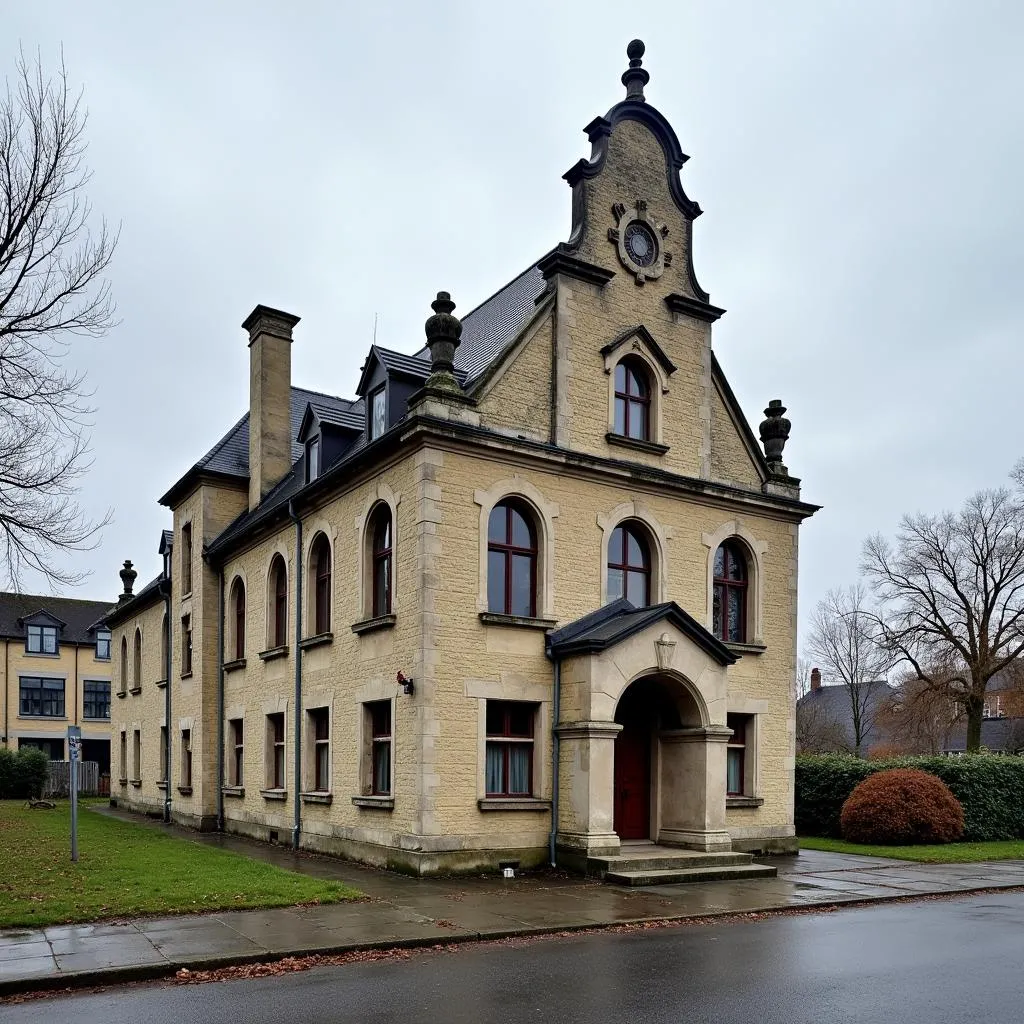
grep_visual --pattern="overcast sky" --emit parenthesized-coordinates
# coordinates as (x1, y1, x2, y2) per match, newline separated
(5, 1, 1024, 653)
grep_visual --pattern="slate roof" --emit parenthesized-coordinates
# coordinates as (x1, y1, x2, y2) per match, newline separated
(796, 681, 892, 751)
(0, 593, 116, 643)
(547, 597, 736, 666)
(103, 574, 167, 628)
(943, 717, 1024, 754)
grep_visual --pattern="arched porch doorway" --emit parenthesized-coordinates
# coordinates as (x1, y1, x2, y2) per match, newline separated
(613, 675, 703, 842)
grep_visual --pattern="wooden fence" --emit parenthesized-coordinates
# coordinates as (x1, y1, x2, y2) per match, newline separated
(44, 760, 103, 798)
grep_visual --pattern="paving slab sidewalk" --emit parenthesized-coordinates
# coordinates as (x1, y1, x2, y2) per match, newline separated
(4, 808, 1024, 996)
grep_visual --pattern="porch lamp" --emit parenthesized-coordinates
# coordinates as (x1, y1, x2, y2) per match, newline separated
(397, 671, 415, 696)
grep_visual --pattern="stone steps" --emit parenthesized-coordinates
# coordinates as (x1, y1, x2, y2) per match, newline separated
(591, 851, 754, 873)
(604, 862, 778, 886)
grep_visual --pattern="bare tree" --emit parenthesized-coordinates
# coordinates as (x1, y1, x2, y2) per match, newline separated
(795, 656, 814, 699)
(805, 584, 890, 756)
(0, 50, 115, 587)
(795, 697, 851, 754)
(875, 672, 964, 755)
(863, 470, 1024, 752)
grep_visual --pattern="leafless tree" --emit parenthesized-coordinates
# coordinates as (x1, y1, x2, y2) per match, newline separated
(0, 50, 115, 587)
(862, 468, 1024, 753)
(875, 672, 964, 755)
(795, 697, 851, 755)
(795, 656, 814, 699)
(805, 584, 891, 756)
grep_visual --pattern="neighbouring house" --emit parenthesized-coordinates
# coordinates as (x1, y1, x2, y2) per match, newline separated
(0, 592, 115, 775)
(796, 670, 893, 755)
(105, 41, 818, 875)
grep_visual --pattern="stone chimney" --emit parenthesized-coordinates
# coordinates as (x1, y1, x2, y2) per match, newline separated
(242, 305, 300, 509)
(118, 560, 137, 605)
(810, 667, 822, 692)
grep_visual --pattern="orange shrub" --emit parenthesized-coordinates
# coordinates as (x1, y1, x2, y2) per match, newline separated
(840, 768, 964, 845)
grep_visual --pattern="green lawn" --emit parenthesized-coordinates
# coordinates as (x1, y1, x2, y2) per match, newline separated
(800, 836, 1024, 863)
(0, 801, 360, 928)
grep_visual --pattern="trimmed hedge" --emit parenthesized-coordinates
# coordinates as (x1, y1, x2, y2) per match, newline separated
(840, 769, 963, 845)
(0, 747, 50, 800)
(796, 753, 1024, 842)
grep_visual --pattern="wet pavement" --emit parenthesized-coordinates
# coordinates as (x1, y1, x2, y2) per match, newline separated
(3, 807, 1024, 994)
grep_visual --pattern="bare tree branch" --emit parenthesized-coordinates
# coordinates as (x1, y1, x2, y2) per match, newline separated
(0, 49, 115, 588)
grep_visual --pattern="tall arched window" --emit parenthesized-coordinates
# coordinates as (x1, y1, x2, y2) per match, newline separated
(713, 541, 748, 643)
(311, 534, 332, 634)
(160, 613, 168, 679)
(133, 629, 142, 689)
(613, 358, 651, 441)
(120, 636, 128, 693)
(269, 555, 288, 648)
(231, 578, 246, 659)
(371, 506, 393, 617)
(607, 522, 651, 607)
(487, 500, 537, 617)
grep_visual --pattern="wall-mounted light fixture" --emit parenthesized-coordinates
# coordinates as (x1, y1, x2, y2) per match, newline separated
(397, 671, 414, 696)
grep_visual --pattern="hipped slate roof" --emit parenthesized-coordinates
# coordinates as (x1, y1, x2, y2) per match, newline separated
(0, 593, 116, 643)
(547, 597, 736, 666)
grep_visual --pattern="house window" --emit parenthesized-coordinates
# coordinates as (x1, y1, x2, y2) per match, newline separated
(119, 636, 128, 693)
(311, 534, 332, 635)
(181, 522, 193, 595)
(19, 677, 65, 718)
(269, 555, 288, 647)
(119, 731, 127, 779)
(371, 506, 393, 617)
(160, 614, 169, 680)
(132, 729, 141, 782)
(370, 387, 386, 440)
(96, 629, 111, 661)
(267, 713, 286, 789)
(181, 614, 193, 675)
(231, 578, 246, 660)
(133, 628, 142, 689)
(83, 680, 111, 720)
(713, 542, 748, 643)
(607, 522, 651, 607)
(26, 624, 58, 655)
(159, 726, 168, 782)
(485, 701, 535, 797)
(230, 718, 244, 787)
(306, 436, 320, 483)
(181, 729, 193, 788)
(727, 713, 750, 796)
(368, 701, 392, 796)
(487, 501, 537, 617)
(613, 358, 651, 441)
(309, 707, 330, 792)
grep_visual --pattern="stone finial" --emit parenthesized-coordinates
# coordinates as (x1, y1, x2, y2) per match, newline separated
(759, 400, 792, 477)
(424, 291, 463, 391)
(622, 39, 649, 101)
(118, 559, 137, 604)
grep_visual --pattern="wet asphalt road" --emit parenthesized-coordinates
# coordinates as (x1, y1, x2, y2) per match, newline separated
(4, 891, 1024, 1024)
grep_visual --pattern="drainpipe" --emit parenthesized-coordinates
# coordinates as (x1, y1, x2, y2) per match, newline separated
(164, 585, 173, 824)
(217, 568, 226, 832)
(289, 501, 304, 850)
(548, 655, 561, 868)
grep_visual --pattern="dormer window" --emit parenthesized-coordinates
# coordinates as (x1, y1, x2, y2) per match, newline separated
(306, 436, 320, 483)
(27, 624, 58, 655)
(370, 387, 386, 440)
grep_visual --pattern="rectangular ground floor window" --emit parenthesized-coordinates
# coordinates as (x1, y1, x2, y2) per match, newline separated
(726, 713, 751, 796)
(159, 726, 168, 781)
(181, 728, 192, 788)
(309, 707, 330, 792)
(132, 729, 141, 781)
(119, 731, 127, 778)
(267, 712, 285, 789)
(485, 701, 535, 797)
(368, 701, 392, 795)
(230, 718, 244, 786)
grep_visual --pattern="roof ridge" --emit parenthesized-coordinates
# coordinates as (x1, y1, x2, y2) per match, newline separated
(0, 592, 114, 607)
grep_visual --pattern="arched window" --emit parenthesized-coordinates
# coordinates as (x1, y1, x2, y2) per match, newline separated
(370, 506, 393, 617)
(133, 629, 142, 688)
(160, 614, 168, 679)
(607, 522, 651, 607)
(713, 541, 748, 643)
(120, 636, 128, 693)
(231, 578, 246, 660)
(311, 534, 332, 635)
(269, 555, 288, 648)
(613, 358, 651, 441)
(487, 500, 537, 617)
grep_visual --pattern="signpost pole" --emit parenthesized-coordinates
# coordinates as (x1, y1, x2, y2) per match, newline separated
(68, 725, 81, 863)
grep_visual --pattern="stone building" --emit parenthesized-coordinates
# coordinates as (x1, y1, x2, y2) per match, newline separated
(0, 592, 115, 774)
(106, 42, 818, 876)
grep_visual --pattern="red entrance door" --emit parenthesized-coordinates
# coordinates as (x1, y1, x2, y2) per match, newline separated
(614, 718, 651, 840)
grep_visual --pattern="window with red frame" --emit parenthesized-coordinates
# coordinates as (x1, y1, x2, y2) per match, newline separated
(487, 501, 537, 617)
(485, 701, 535, 797)
(232, 578, 245, 660)
(371, 507, 393, 617)
(369, 701, 392, 795)
(607, 522, 651, 607)
(311, 534, 332, 634)
(713, 542, 748, 643)
(269, 556, 287, 647)
(613, 358, 651, 441)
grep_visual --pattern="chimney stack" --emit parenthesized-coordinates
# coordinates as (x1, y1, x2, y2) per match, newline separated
(810, 667, 822, 692)
(242, 305, 300, 510)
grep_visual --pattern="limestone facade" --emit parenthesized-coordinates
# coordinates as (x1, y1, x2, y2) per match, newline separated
(106, 42, 817, 872)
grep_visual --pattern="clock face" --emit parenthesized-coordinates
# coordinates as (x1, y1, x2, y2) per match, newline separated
(624, 222, 657, 267)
